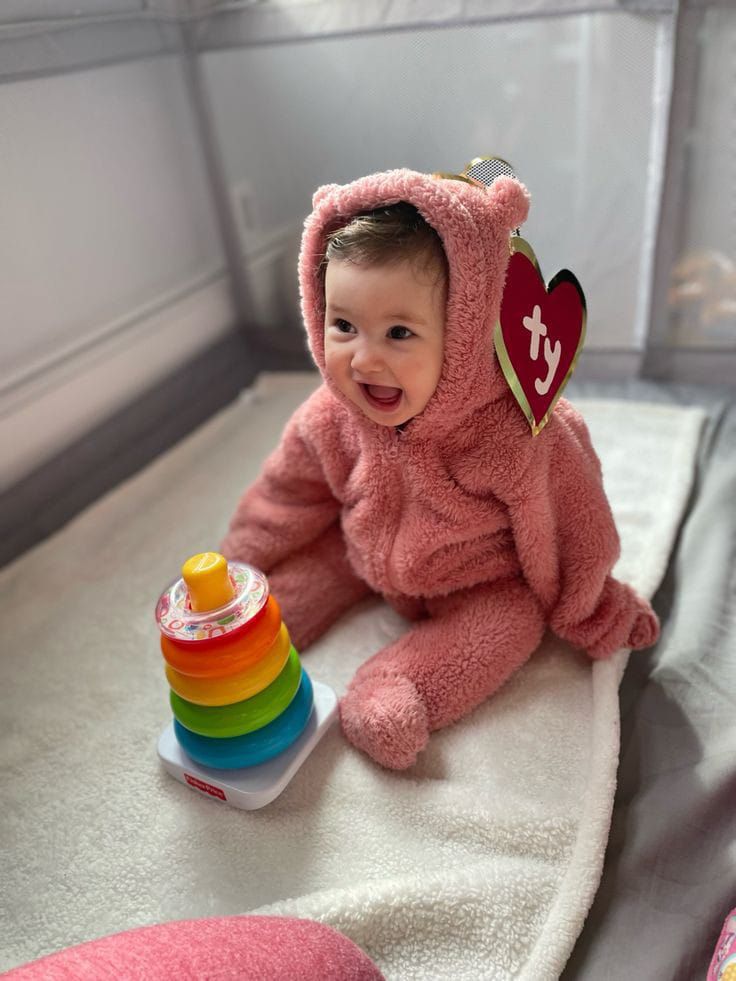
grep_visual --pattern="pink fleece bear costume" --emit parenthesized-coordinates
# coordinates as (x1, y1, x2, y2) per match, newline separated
(221, 168, 659, 770)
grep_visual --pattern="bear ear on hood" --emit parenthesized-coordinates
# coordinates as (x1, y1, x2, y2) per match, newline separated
(486, 175, 530, 233)
(312, 183, 341, 208)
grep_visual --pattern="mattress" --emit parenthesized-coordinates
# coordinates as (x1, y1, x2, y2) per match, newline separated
(0, 372, 731, 979)
(561, 378, 736, 981)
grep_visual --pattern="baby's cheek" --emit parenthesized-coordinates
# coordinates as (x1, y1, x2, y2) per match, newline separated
(323, 339, 337, 374)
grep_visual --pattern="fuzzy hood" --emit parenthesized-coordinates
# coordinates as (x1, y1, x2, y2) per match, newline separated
(298, 168, 530, 441)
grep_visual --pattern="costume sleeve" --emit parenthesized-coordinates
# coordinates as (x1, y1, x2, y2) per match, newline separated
(219, 399, 341, 574)
(507, 403, 659, 659)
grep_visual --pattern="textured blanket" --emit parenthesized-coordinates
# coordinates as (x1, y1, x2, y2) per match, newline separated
(0, 373, 704, 979)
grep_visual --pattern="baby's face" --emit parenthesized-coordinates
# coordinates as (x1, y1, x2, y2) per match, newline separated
(323, 258, 445, 427)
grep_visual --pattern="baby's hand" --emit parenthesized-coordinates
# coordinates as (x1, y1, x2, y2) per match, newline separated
(627, 601, 660, 650)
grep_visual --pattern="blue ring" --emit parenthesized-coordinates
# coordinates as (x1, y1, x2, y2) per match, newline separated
(174, 670, 314, 769)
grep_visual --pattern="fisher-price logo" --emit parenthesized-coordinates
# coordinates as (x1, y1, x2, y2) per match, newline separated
(184, 773, 226, 801)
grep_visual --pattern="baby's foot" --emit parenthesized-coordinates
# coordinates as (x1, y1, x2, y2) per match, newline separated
(628, 606, 660, 650)
(340, 672, 429, 770)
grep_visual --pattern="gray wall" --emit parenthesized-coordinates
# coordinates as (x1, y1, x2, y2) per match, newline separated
(0, 52, 236, 490)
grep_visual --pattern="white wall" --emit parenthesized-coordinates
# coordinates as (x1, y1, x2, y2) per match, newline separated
(0, 54, 236, 489)
(201, 11, 664, 350)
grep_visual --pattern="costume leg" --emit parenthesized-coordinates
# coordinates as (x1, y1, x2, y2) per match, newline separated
(383, 592, 428, 623)
(340, 576, 545, 769)
(268, 522, 373, 651)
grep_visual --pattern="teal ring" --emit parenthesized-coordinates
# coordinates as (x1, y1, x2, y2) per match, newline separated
(174, 670, 314, 769)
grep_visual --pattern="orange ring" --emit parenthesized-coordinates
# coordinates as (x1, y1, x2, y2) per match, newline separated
(160, 596, 282, 678)
(166, 624, 293, 705)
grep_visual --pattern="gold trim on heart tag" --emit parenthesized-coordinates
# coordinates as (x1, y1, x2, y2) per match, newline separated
(494, 237, 587, 437)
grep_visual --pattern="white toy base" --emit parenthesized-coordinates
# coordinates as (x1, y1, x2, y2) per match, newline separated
(157, 680, 339, 810)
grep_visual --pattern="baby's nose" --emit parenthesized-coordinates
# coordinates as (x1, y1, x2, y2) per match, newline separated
(351, 340, 383, 373)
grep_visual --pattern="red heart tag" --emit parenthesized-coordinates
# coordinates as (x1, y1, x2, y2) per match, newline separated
(494, 238, 586, 435)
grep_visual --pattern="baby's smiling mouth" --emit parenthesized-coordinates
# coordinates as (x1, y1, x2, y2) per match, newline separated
(359, 384, 403, 411)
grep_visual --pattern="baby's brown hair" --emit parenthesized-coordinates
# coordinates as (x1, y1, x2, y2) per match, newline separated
(322, 202, 448, 286)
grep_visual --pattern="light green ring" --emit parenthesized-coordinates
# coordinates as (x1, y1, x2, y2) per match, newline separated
(170, 646, 302, 738)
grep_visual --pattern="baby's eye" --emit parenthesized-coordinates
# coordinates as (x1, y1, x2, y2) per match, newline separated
(334, 318, 354, 333)
(388, 325, 413, 340)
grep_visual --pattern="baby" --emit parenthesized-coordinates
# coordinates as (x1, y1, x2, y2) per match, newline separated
(221, 168, 659, 770)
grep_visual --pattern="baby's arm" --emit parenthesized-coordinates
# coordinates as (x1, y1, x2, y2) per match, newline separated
(508, 402, 659, 659)
(220, 398, 341, 573)
(221, 390, 373, 647)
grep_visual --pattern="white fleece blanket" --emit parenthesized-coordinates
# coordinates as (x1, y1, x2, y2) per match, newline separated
(0, 373, 704, 979)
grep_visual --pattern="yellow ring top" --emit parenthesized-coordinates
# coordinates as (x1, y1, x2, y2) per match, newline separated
(181, 552, 234, 612)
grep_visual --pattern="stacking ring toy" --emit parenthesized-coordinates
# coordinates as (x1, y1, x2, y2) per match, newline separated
(160, 596, 282, 678)
(173, 670, 315, 769)
(170, 647, 302, 738)
(165, 623, 292, 705)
